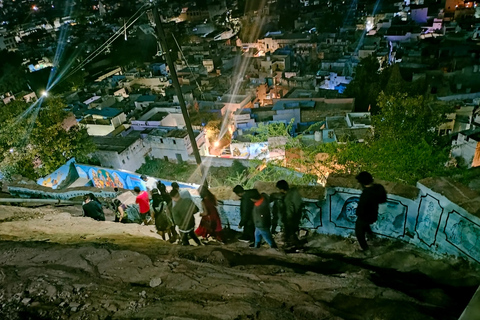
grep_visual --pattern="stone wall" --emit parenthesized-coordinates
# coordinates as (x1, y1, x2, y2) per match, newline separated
(214, 175, 480, 265)
(6, 173, 480, 265)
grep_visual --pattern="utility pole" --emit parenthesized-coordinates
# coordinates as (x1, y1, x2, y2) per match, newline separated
(152, 4, 203, 168)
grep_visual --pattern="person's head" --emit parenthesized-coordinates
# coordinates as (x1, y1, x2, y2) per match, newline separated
(356, 171, 373, 187)
(114, 187, 119, 192)
(250, 189, 262, 202)
(233, 185, 245, 197)
(133, 186, 141, 194)
(158, 183, 167, 195)
(276, 180, 289, 193)
(140, 174, 147, 182)
(152, 188, 159, 195)
(170, 188, 180, 201)
(83, 194, 91, 203)
(171, 182, 180, 191)
(88, 193, 97, 202)
(199, 186, 217, 204)
(112, 199, 122, 210)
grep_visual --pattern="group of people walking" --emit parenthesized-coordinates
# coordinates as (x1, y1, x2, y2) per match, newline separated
(109, 175, 224, 246)
(82, 171, 387, 252)
(233, 179, 303, 249)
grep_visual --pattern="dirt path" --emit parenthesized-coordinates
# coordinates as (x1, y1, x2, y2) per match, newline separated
(0, 205, 479, 320)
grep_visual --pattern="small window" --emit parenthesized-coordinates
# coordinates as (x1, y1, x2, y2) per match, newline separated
(173, 140, 176, 145)
(122, 159, 125, 164)
(160, 139, 163, 143)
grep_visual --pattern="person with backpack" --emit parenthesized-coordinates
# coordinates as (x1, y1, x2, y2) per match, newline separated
(151, 188, 173, 241)
(354, 171, 387, 252)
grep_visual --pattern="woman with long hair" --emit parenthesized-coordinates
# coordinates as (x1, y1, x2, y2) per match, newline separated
(195, 186, 223, 242)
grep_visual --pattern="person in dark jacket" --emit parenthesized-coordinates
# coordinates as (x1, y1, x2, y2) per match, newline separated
(82, 193, 105, 221)
(151, 188, 174, 241)
(157, 182, 177, 242)
(233, 185, 256, 242)
(170, 189, 202, 246)
(251, 189, 277, 248)
(276, 180, 303, 247)
(269, 192, 285, 234)
(355, 171, 387, 251)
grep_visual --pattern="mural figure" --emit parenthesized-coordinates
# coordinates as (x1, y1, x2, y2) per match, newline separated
(300, 200, 322, 229)
(447, 216, 480, 261)
(113, 172, 125, 189)
(335, 196, 360, 228)
(416, 196, 442, 246)
(372, 200, 407, 237)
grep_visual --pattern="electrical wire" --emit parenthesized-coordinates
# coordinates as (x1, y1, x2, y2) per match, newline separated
(172, 33, 205, 99)
(62, 3, 150, 80)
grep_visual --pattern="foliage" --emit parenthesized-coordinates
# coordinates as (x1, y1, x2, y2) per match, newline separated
(373, 92, 452, 144)
(189, 111, 219, 127)
(298, 93, 455, 185)
(344, 58, 427, 113)
(0, 50, 27, 94)
(0, 98, 95, 180)
(242, 161, 317, 189)
(205, 120, 231, 145)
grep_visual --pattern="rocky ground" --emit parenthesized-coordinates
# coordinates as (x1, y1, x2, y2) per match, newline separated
(0, 204, 479, 320)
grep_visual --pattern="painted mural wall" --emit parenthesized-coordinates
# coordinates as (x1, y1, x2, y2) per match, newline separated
(217, 185, 480, 265)
(12, 170, 480, 265)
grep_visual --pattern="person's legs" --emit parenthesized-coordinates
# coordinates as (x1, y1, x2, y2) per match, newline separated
(355, 219, 369, 251)
(181, 232, 190, 246)
(189, 230, 202, 246)
(283, 224, 295, 246)
(157, 230, 166, 240)
(259, 228, 277, 248)
(169, 226, 178, 243)
(254, 228, 263, 248)
(365, 224, 376, 240)
(244, 223, 256, 242)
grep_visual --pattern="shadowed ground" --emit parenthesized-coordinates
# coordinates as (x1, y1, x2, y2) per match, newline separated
(0, 205, 478, 320)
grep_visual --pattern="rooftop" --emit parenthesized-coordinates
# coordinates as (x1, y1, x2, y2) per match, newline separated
(84, 107, 123, 118)
(92, 131, 141, 153)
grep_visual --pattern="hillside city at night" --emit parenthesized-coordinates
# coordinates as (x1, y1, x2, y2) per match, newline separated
(0, 1, 480, 319)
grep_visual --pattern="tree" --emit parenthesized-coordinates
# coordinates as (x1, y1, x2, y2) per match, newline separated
(328, 93, 454, 184)
(344, 55, 381, 112)
(0, 98, 96, 180)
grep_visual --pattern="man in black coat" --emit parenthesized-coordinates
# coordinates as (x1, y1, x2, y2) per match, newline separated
(276, 180, 303, 247)
(82, 193, 105, 221)
(233, 185, 256, 242)
(355, 171, 387, 252)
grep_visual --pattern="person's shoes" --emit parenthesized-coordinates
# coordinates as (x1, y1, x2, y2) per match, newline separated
(249, 243, 256, 248)
(238, 236, 250, 243)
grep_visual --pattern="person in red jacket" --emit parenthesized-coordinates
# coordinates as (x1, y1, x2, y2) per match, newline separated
(134, 186, 151, 225)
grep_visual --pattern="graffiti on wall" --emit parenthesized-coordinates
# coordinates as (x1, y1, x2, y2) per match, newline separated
(329, 191, 408, 238)
(217, 202, 241, 231)
(300, 200, 322, 229)
(330, 192, 360, 229)
(372, 200, 408, 238)
(444, 210, 480, 263)
(415, 194, 443, 247)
